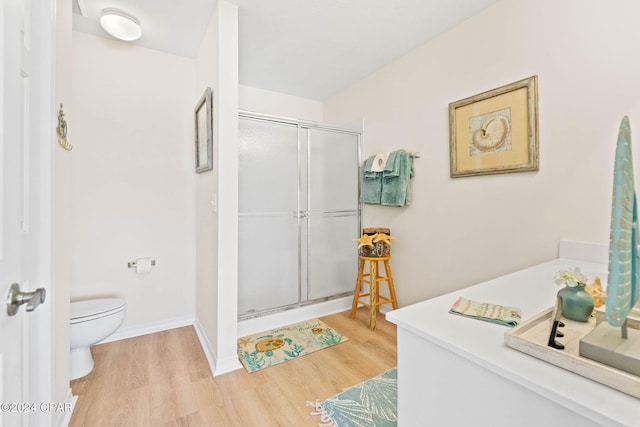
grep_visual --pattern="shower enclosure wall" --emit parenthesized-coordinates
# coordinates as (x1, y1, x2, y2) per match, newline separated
(238, 112, 361, 319)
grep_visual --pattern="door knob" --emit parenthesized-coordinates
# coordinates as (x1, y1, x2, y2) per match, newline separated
(6, 283, 46, 316)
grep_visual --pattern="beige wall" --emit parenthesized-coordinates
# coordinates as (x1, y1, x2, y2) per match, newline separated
(324, 0, 640, 305)
(69, 32, 196, 327)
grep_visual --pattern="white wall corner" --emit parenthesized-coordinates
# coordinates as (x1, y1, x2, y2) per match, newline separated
(558, 239, 608, 264)
(55, 388, 78, 427)
(215, 0, 241, 375)
(213, 355, 242, 376)
(193, 318, 219, 376)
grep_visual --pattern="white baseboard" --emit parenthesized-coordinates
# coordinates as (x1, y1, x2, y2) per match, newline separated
(100, 315, 195, 344)
(214, 356, 243, 376)
(237, 296, 353, 337)
(192, 319, 242, 376)
(192, 318, 218, 376)
(55, 388, 78, 427)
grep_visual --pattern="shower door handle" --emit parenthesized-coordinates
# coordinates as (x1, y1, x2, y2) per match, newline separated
(294, 211, 309, 219)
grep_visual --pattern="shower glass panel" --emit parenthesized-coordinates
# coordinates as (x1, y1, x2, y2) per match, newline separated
(306, 215, 359, 299)
(238, 119, 298, 212)
(307, 129, 359, 211)
(238, 118, 300, 315)
(306, 129, 360, 300)
(238, 113, 361, 318)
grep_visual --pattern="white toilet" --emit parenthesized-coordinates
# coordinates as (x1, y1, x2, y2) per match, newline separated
(70, 298, 126, 380)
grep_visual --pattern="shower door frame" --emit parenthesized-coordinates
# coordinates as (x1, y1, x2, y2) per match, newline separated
(238, 110, 363, 320)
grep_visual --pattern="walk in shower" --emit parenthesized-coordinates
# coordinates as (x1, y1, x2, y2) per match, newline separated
(238, 112, 361, 319)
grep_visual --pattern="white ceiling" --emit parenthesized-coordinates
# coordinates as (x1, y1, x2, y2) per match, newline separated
(72, 0, 499, 100)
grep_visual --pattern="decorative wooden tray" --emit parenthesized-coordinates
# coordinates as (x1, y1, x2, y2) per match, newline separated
(504, 308, 640, 399)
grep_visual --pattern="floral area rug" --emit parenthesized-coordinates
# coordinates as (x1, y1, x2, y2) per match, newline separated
(308, 368, 397, 427)
(237, 319, 347, 373)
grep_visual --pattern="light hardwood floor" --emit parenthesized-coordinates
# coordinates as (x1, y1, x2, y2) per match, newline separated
(69, 309, 397, 427)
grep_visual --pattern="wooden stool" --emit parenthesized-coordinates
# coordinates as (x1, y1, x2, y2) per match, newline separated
(351, 256, 398, 330)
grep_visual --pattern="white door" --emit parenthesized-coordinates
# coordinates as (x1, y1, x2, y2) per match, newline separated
(1, 0, 55, 426)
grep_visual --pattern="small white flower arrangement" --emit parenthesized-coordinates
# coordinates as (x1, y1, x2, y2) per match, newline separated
(554, 267, 588, 287)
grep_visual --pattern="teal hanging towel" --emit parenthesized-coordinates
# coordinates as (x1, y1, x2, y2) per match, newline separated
(360, 155, 383, 204)
(381, 149, 414, 206)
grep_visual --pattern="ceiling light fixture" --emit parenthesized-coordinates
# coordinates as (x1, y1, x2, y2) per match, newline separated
(100, 8, 142, 41)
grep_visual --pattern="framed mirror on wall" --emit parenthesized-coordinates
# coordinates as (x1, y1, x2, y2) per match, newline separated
(195, 87, 213, 173)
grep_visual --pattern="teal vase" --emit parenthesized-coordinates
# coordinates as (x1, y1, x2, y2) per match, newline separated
(558, 285, 595, 322)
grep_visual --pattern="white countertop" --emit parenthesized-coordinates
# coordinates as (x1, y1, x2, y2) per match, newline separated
(386, 258, 640, 427)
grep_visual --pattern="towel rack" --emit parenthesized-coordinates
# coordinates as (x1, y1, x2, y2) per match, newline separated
(367, 151, 420, 159)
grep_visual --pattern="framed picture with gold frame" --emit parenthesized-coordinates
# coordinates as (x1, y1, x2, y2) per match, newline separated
(449, 75, 538, 178)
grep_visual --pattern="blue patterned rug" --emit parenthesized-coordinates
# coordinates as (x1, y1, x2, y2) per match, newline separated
(308, 368, 397, 427)
(237, 319, 347, 373)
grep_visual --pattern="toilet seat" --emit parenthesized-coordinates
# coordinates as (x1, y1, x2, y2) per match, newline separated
(71, 298, 126, 324)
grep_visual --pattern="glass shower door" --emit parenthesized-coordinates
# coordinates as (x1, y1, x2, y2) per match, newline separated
(305, 129, 360, 300)
(238, 114, 362, 318)
(238, 118, 300, 316)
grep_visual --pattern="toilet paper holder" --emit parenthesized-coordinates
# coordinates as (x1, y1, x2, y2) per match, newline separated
(127, 259, 156, 268)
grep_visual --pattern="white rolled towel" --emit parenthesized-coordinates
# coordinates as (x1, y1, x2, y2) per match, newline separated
(370, 152, 391, 172)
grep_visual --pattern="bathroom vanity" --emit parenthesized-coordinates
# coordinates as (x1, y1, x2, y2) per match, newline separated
(387, 248, 640, 427)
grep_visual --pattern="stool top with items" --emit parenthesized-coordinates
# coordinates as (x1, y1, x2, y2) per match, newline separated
(351, 229, 398, 330)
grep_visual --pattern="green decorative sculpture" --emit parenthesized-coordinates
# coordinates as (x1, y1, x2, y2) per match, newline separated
(607, 116, 639, 338)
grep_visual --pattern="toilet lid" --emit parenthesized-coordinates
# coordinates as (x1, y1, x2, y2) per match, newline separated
(71, 298, 126, 320)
